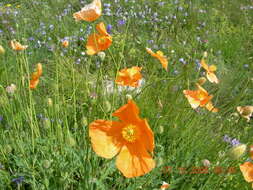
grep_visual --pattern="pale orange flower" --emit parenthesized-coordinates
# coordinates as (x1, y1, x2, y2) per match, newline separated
(9, 40, 28, 51)
(160, 181, 170, 190)
(62, 40, 69, 48)
(73, 0, 101, 22)
(237, 106, 253, 122)
(240, 161, 253, 187)
(86, 22, 112, 55)
(115, 66, 142, 87)
(30, 63, 42, 89)
(89, 100, 155, 178)
(146, 48, 168, 71)
(200, 59, 219, 84)
(183, 83, 218, 112)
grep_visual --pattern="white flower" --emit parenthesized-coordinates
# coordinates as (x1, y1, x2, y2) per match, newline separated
(6, 84, 16, 94)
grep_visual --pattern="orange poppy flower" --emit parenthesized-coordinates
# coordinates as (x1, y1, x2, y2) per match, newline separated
(73, 0, 101, 22)
(183, 83, 218, 112)
(146, 48, 168, 71)
(62, 40, 69, 48)
(237, 106, 253, 122)
(200, 59, 219, 84)
(86, 22, 112, 55)
(29, 63, 42, 89)
(240, 162, 253, 185)
(89, 100, 155, 178)
(115, 66, 142, 87)
(9, 40, 28, 51)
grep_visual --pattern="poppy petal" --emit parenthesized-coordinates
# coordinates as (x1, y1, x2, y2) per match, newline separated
(89, 120, 121, 159)
(240, 162, 253, 182)
(205, 101, 218, 112)
(116, 142, 155, 178)
(206, 72, 219, 84)
(209, 65, 217, 72)
(183, 90, 200, 109)
(200, 59, 209, 71)
(96, 22, 109, 36)
(73, 0, 101, 22)
(112, 100, 141, 123)
(138, 119, 155, 153)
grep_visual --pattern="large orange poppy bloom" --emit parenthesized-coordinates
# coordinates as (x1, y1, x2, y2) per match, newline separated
(115, 66, 142, 87)
(240, 161, 253, 186)
(73, 0, 102, 22)
(89, 100, 155, 178)
(200, 59, 219, 84)
(146, 48, 168, 71)
(86, 22, 112, 55)
(183, 83, 218, 112)
(29, 63, 42, 89)
(9, 40, 28, 51)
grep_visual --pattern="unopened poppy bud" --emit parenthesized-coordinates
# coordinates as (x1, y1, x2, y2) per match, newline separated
(105, 100, 111, 112)
(126, 94, 132, 100)
(81, 117, 88, 126)
(66, 135, 76, 147)
(158, 125, 164, 134)
(98, 51, 105, 61)
(62, 40, 69, 48)
(228, 144, 247, 159)
(202, 159, 211, 167)
(197, 77, 207, 85)
(5, 145, 12, 154)
(0, 45, 5, 54)
(203, 51, 208, 58)
(47, 98, 53, 106)
(43, 160, 51, 169)
(43, 119, 51, 129)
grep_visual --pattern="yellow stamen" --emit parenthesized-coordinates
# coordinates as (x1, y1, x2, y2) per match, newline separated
(122, 124, 139, 142)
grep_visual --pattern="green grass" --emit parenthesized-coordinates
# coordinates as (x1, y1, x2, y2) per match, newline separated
(0, 0, 253, 189)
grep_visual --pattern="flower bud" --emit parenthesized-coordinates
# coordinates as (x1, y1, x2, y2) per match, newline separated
(0, 45, 5, 54)
(98, 52, 105, 61)
(47, 98, 53, 107)
(126, 94, 132, 100)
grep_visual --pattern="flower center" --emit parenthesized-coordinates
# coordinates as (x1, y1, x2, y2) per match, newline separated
(98, 37, 107, 45)
(122, 124, 139, 142)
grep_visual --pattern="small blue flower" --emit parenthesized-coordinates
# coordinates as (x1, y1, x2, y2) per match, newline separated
(12, 176, 24, 185)
(117, 19, 126, 26)
(106, 24, 112, 34)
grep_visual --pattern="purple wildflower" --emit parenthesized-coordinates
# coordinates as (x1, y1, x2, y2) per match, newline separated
(223, 135, 241, 147)
(106, 24, 113, 34)
(12, 176, 24, 185)
(117, 19, 126, 26)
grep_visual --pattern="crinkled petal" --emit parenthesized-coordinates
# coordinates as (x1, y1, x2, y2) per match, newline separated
(207, 72, 219, 84)
(116, 142, 155, 178)
(183, 90, 200, 109)
(240, 162, 253, 182)
(73, 0, 101, 22)
(112, 100, 141, 123)
(138, 119, 154, 153)
(200, 59, 209, 71)
(89, 120, 122, 159)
